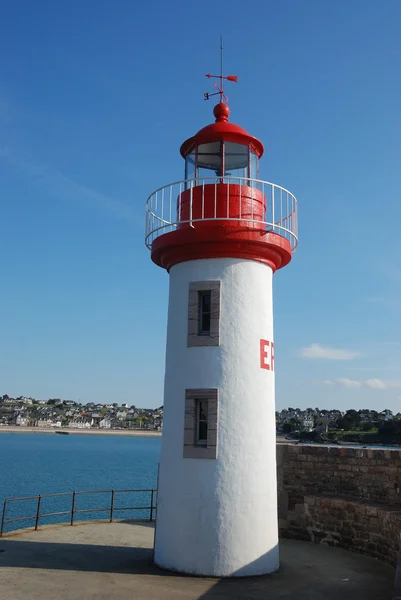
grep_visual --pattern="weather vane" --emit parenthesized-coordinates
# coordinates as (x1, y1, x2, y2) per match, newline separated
(204, 37, 238, 104)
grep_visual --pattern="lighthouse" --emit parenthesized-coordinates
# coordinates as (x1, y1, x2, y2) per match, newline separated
(145, 73, 298, 577)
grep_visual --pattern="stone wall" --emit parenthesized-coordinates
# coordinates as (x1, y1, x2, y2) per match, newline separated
(277, 444, 401, 566)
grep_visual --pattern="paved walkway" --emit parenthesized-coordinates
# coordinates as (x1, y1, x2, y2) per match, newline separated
(0, 521, 395, 599)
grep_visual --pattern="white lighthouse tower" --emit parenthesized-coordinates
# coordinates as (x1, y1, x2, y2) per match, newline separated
(145, 73, 298, 577)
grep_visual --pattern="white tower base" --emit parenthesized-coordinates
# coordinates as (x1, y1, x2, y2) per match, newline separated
(154, 257, 279, 577)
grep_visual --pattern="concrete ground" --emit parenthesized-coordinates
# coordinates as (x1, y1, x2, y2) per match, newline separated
(0, 521, 395, 600)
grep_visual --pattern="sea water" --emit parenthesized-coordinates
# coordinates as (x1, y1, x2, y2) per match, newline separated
(0, 433, 161, 533)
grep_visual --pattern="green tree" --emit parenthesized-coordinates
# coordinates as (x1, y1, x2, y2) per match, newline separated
(336, 409, 361, 430)
(379, 420, 401, 437)
(290, 418, 302, 430)
(362, 422, 375, 432)
(135, 416, 144, 429)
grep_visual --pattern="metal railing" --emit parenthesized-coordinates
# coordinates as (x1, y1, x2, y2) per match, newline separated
(0, 488, 156, 536)
(145, 176, 298, 251)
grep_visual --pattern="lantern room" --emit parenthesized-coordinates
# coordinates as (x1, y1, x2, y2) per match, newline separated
(180, 102, 264, 182)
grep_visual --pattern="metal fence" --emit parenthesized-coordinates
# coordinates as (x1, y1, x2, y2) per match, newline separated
(145, 176, 298, 251)
(0, 488, 156, 536)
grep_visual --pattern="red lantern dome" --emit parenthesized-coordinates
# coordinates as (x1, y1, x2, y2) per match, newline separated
(180, 102, 264, 160)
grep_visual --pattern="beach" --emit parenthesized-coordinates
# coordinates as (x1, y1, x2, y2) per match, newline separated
(0, 426, 161, 437)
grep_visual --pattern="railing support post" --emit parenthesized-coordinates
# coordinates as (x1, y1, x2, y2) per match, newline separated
(189, 183, 193, 228)
(70, 491, 76, 526)
(272, 184, 275, 231)
(110, 490, 115, 523)
(35, 496, 42, 531)
(150, 489, 154, 522)
(0, 500, 7, 537)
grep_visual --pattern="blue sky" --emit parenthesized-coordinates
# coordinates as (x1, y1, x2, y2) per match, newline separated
(0, 0, 400, 411)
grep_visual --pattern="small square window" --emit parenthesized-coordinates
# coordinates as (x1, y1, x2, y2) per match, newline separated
(188, 281, 220, 347)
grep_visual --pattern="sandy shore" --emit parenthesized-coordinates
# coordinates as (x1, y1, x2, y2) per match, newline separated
(0, 426, 288, 441)
(0, 426, 161, 437)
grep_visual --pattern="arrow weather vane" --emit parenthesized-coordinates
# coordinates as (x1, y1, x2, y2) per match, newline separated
(204, 37, 238, 104)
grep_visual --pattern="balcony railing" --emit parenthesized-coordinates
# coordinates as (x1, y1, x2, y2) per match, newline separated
(0, 488, 157, 536)
(145, 177, 298, 251)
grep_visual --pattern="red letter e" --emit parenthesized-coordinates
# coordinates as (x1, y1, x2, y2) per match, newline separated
(260, 339, 270, 370)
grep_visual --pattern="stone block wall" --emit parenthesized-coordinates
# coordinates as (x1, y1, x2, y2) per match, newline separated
(277, 444, 401, 507)
(277, 444, 401, 566)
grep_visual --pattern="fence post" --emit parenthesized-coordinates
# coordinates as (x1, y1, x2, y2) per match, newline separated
(0, 500, 7, 536)
(153, 466, 160, 559)
(150, 489, 154, 522)
(70, 491, 76, 526)
(110, 490, 115, 523)
(35, 496, 42, 531)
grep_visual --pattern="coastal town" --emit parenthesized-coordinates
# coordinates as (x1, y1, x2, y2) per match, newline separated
(276, 406, 400, 444)
(0, 394, 163, 431)
(0, 394, 398, 442)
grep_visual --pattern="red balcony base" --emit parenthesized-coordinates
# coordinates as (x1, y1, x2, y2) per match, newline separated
(151, 223, 292, 272)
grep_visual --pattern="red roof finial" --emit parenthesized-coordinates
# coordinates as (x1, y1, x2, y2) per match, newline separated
(204, 37, 238, 105)
(213, 102, 230, 122)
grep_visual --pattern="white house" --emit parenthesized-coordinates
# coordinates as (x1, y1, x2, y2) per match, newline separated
(381, 409, 393, 421)
(302, 416, 315, 432)
(35, 419, 52, 428)
(16, 414, 29, 426)
(68, 420, 91, 429)
(18, 397, 33, 405)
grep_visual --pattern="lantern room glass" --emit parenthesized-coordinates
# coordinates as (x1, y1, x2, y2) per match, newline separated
(184, 141, 259, 182)
(185, 152, 196, 181)
(249, 150, 259, 180)
(224, 142, 248, 178)
(197, 142, 223, 178)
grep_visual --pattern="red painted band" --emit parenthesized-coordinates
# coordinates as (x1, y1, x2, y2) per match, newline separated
(151, 224, 292, 272)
